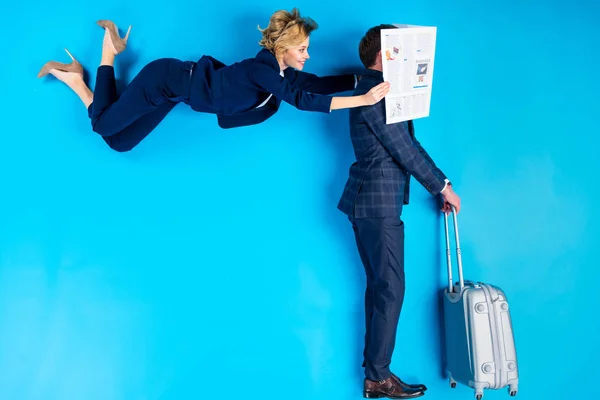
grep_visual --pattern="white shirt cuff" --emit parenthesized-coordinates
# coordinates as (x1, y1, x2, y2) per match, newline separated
(440, 179, 450, 193)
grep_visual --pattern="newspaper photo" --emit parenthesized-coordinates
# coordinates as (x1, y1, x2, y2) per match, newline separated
(381, 24, 437, 124)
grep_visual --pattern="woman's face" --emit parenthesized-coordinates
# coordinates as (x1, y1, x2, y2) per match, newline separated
(280, 37, 310, 70)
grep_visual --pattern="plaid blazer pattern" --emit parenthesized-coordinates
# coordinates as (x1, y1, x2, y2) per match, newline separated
(337, 69, 447, 218)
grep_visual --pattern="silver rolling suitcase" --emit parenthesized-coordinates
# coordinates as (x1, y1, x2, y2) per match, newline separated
(442, 209, 519, 399)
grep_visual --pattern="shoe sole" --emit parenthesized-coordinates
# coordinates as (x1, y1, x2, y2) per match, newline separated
(363, 391, 425, 399)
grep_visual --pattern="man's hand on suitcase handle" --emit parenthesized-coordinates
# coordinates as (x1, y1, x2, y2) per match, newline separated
(441, 184, 461, 214)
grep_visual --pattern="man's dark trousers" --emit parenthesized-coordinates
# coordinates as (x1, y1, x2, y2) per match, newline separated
(350, 215, 406, 382)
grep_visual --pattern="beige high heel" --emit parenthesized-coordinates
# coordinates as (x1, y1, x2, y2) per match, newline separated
(37, 48, 83, 78)
(97, 20, 131, 54)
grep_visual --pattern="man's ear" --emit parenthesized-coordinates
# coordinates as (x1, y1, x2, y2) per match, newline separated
(372, 50, 383, 69)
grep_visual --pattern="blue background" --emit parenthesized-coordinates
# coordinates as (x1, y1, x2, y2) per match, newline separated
(1, 0, 598, 399)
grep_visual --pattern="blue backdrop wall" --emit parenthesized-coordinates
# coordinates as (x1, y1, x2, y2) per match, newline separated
(1, 0, 598, 399)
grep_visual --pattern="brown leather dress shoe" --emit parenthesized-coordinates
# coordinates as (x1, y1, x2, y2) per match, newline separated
(391, 373, 428, 392)
(363, 377, 425, 399)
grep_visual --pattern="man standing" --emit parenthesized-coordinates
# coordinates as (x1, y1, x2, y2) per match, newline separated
(338, 24, 462, 399)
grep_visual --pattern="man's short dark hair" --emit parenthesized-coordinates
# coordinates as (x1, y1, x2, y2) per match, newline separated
(358, 24, 397, 68)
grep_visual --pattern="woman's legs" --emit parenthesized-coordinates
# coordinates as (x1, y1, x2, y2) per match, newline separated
(88, 28, 174, 137)
(88, 60, 179, 137)
(42, 25, 190, 151)
(92, 55, 194, 152)
(89, 30, 192, 145)
(100, 102, 177, 152)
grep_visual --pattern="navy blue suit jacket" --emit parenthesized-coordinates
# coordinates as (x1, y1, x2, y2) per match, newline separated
(337, 69, 448, 218)
(188, 49, 356, 129)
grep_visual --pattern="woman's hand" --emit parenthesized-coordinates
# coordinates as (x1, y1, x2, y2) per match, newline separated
(329, 82, 391, 111)
(363, 82, 390, 106)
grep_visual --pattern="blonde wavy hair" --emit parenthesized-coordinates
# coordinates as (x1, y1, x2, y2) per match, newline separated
(258, 8, 318, 60)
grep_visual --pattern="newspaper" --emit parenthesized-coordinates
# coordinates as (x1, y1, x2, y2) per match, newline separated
(381, 24, 437, 124)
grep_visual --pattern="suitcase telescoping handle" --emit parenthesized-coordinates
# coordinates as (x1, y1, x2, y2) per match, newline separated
(444, 206, 464, 293)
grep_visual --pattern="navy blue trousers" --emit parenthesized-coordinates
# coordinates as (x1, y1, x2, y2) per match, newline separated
(87, 58, 195, 152)
(350, 216, 406, 382)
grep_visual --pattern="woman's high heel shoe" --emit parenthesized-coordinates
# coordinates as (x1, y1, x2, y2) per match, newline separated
(97, 20, 131, 54)
(37, 48, 83, 78)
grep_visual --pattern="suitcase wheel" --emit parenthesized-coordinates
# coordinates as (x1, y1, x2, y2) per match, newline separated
(449, 376, 457, 388)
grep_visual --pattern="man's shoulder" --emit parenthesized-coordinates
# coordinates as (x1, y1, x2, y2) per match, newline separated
(354, 75, 381, 95)
(351, 84, 386, 121)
